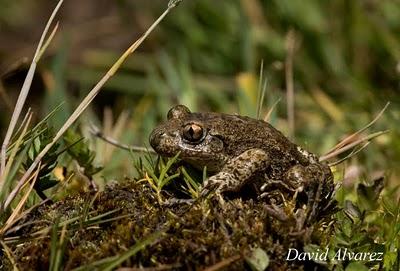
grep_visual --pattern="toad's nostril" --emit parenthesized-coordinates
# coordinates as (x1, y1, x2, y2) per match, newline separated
(149, 129, 165, 149)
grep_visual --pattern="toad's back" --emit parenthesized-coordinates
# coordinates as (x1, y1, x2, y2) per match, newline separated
(150, 105, 317, 175)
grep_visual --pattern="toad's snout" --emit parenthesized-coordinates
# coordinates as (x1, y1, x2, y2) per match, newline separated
(149, 129, 164, 150)
(149, 128, 178, 157)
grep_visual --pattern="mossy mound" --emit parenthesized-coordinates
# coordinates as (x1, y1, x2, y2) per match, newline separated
(1, 180, 335, 270)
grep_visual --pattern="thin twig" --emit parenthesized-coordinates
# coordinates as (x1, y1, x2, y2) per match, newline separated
(90, 125, 155, 154)
(1, 1, 179, 211)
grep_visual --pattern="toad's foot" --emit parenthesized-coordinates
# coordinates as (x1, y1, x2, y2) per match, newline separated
(260, 163, 334, 226)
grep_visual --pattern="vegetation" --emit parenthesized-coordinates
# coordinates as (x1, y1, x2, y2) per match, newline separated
(0, 0, 399, 270)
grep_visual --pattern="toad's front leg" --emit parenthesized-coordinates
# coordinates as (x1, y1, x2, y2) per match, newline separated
(200, 148, 270, 197)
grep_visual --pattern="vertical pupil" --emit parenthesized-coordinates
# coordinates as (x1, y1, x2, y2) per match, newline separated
(185, 125, 202, 141)
(189, 127, 194, 138)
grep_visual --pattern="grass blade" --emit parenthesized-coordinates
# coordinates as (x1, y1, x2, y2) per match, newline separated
(320, 130, 389, 162)
(102, 231, 163, 271)
(1, 1, 180, 211)
(0, 0, 63, 175)
(0, 112, 32, 197)
(324, 102, 390, 155)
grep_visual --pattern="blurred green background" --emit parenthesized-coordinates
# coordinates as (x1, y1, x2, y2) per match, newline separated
(0, 0, 399, 186)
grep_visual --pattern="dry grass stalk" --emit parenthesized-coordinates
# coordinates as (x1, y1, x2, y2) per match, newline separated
(320, 130, 389, 162)
(0, 112, 32, 192)
(2, 199, 50, 236)
(328, 142, 370, 167)
(325, 102, 390, 155)
(256, 60, 264, 119)
(320, 102, 390, 163)
(264, 98, 281, 122)
(1, 0, 181, 211)
(285, 29, 297, 139)
(0, 164, 40, 236)
(0, 0, 63, 176)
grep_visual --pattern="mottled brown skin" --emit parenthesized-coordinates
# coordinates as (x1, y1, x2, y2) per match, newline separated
(150, 105, 334, 221)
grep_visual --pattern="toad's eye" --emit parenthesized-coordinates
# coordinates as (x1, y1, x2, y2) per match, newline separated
(183, 124, 204, 142)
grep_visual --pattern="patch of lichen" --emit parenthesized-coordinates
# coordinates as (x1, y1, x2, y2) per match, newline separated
(1, 180, 335, 270)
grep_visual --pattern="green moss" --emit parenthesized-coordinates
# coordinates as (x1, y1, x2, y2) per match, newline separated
(1, 179, 335, 270)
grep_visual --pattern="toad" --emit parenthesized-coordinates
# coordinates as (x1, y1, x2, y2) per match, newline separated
(149, 105, 335, 227)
